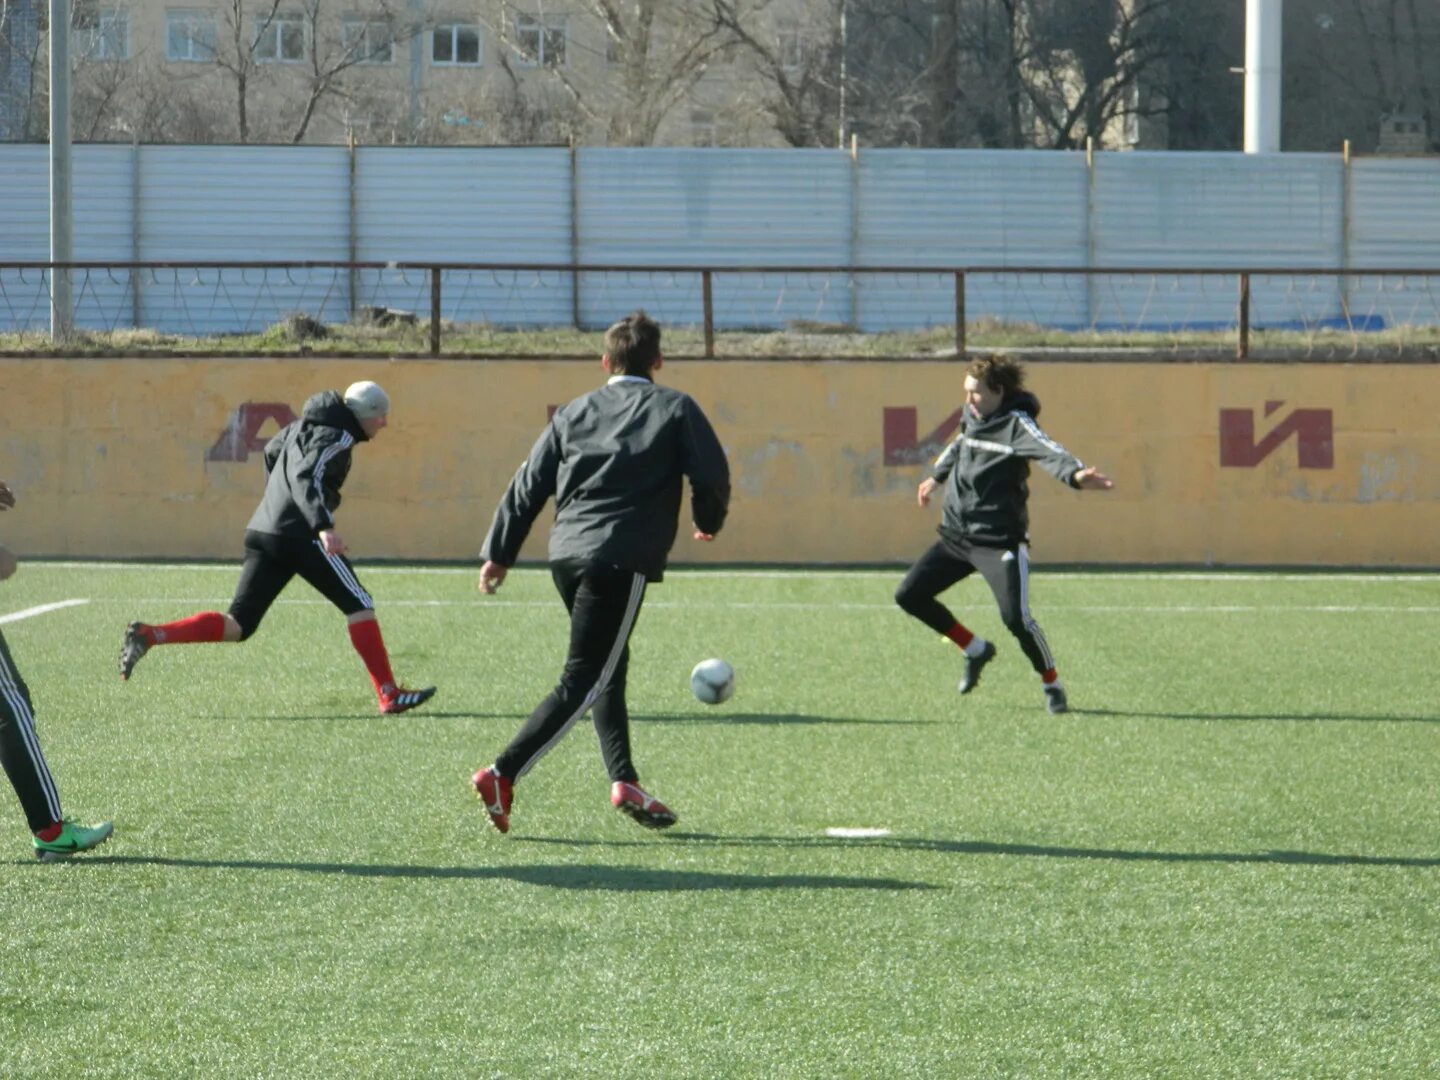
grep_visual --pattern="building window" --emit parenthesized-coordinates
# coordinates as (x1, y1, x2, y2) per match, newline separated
(75, 6, 130, 61)
(166, 10, 216, 62)
(690, 109, 717, 147)
(255, 13, 307, 63)
(776, 21, 804, 73)
(342, 18, 395, 64)
(514, 13, 566, 68)
(431, 23, 481, 66)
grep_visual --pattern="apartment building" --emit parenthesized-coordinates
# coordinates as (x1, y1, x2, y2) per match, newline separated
(1, 0, 802, 145)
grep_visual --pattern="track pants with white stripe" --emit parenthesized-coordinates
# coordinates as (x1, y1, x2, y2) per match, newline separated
(495, 559, 647, 784)
(896, 537, 1057, 675)
(0, 629, 64, 833)
(228, 529, 374, 636)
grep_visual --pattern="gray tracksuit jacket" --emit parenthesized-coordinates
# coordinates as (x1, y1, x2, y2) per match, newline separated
(247, 391, 368, 539)
(481, 375, 731, 582)
(930, 390, 1085, 548)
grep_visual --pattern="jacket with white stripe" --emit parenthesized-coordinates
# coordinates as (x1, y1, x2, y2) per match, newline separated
(930, 390, 1084, 547)
(246, 391, 366, 539)
(482, 375, 730, 582)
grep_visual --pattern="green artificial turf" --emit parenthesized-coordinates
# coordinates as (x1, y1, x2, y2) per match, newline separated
(1, 564, 1436, 1078)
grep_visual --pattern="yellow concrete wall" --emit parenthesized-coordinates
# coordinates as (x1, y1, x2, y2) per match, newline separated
(1, 357, 1436, 566)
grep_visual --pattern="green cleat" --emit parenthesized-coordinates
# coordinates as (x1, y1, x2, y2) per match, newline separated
(34, 820, 114, 862)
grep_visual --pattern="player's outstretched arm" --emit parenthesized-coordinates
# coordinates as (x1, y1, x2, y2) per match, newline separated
(1073, 466, 1114, 491)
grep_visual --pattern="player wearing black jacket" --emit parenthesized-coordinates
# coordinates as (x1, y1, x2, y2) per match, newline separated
(895, 356, 1113, 714)
(472, 311, 730, 834)
(117, 382, 435, 716)
(0, 481, 113, 860)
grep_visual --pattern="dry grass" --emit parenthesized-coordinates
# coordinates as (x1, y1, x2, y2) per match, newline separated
(1, 318, 1438, 361)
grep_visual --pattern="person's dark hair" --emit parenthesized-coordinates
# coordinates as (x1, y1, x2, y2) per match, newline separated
(966, 355, 1024, 397)
(604, 311, 662, 375)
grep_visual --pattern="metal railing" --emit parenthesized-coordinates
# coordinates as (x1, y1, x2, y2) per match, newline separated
(4, 261, 1439, 359)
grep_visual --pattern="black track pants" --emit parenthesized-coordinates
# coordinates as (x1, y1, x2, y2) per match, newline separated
(496, 560, 647, 784)
(228, 529, 375, 637)
(0, 629, 63, 833)
(895, 537, 1057, 675)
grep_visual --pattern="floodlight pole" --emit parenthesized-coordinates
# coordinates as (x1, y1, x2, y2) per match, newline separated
(837, 0, 847, 148)
(1243, 0, 1282, 153)
(49, 0, 75, 341)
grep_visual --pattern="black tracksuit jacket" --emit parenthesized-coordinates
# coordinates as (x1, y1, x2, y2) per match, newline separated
(930, 390, 1085, 548)
(481, 375, 731, 581)
(247, 391, 369, 539)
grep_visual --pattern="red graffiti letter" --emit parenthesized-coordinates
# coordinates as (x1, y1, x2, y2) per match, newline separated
(207, 403, 298, 463)
(883, 406, 966, 467)
(1219, 401, 1333, 469)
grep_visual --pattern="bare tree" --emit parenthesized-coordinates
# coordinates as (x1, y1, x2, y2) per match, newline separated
(0, 0, 45, 139)
(711, 0, 845, 147)
(482, 1, 740, 146)
(1278, 0, 1440, 151)
(1022, 0, 1175, 149)
(289, 1, 421, 142)
(206, 0, 283, 141)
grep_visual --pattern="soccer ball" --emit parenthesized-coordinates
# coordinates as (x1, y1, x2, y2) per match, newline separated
(690, 658, 735, 705)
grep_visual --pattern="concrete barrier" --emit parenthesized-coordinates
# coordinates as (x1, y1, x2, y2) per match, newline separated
(1, 357, 1435, 566)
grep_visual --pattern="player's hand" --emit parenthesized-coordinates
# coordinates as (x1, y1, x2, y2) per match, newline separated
(693, 530, 715, 542)
(1074, 467, 1114, 491)
(319, 529, 347, 555)
(0, 481, 15, 511)
(917, 477, 939, 507)
(0, 543, 16, 582)
(479, 561, 508, 594)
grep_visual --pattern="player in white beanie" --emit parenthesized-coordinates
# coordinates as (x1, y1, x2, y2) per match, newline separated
(344, 380, 390, 422)
(118, 383, 435, 716)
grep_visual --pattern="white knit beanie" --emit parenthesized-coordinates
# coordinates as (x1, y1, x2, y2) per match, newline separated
(343, 380, 390, 420)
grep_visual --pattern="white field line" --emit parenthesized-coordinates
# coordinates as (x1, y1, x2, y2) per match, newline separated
(827, 827, 892, 839)
(28, 562, 1440, 584)
(91, 597, 1440, 614)
(0, 598, 90, 625)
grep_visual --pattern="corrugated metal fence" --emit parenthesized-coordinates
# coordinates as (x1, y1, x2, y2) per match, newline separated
(0, 145, 1437, 334)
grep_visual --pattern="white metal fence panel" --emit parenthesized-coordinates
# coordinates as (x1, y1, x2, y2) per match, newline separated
(138, 146, 350, 333)
(0, 144, 51, 263)
(858, 150, 1090, 331)
(72, 145, 138, 332)
(0, 145, 135, 331)
(1346, 158, 1440, 330)
(1093, 152, 1345, 330)
(576, 148, 852, 329)
(356, 147, 573, 327)
(1, 145, 1438, 338)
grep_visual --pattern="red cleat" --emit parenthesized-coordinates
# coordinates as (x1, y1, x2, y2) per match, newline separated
(380, 686, 436, 715)
(610, 781, 677, 830)
(473, 766, 513, 834)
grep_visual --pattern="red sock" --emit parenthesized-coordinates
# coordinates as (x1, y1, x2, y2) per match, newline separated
(1042, 668, 1059, 685)
(149, 611, 227, 645)
(348, 618, 397, 700)
(943, 621, 975, 649)
(35, 822, 63, 842)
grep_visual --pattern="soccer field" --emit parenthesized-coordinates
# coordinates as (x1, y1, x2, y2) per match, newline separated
(2, 563, 1437, 1078)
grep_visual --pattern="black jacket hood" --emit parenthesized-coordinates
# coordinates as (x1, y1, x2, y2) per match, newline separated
(302, 390, 369, 442)
(1004, 390, 1041, 420)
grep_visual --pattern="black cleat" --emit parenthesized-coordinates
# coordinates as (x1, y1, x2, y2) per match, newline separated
(119, 622, 150, 681)
(958, 641, 996, 695)
(1044, 684, 1069, 714)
